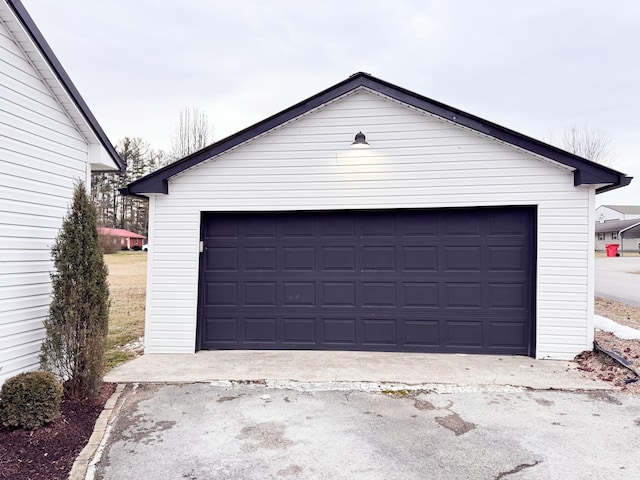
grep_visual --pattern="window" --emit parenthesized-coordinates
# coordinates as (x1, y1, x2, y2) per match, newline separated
(612, 232, 618, 240)
(597, 233, 604, 241)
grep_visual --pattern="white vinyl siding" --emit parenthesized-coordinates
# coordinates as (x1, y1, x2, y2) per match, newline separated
(144, 89, 593, 360)
(0, 18, 88, 385)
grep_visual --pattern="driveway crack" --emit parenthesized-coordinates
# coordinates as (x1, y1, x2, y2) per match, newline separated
(495, 460, 541, 479)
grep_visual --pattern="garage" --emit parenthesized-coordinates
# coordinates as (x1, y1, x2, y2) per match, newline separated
(123, 72, 631, 360)
(198, 207, 535, 355)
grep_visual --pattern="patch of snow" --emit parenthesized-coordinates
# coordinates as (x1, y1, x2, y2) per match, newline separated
(594, 315, 640, 340)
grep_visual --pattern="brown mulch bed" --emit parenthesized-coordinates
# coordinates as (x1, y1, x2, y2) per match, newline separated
(0, 383, 115, 480)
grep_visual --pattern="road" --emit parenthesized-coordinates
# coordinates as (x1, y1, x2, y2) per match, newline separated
(596, 256, 640, 306)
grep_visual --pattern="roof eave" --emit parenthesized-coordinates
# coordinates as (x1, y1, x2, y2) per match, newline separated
(595, 175, 633, 194)
(123, 72, 632, 196)
(5, 0, 125, 173)
(620, 221, 640, 235)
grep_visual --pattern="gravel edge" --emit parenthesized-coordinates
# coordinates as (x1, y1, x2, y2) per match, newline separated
(68, 384, 127, 480)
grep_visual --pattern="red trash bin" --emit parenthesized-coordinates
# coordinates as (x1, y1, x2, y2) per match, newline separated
(605, 243, 620, 257)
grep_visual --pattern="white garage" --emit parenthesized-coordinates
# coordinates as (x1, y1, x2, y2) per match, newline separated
(123, 73, 631, 360)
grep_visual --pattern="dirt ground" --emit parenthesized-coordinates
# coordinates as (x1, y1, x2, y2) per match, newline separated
(595, 296, 640, 330)
(576, 297, 640, 393)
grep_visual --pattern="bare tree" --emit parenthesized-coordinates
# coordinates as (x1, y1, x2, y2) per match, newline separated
(169, 107, 213, 161)
(547, 124, 614, 165)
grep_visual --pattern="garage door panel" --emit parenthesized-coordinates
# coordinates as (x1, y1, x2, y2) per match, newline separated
(283, 282, 316, 306)
(444, 283, 483, 308)
(320, 217, 356, 237)
(442, 213, 481, 236)
(280, 217, 316, 237)
(283, 247, 316, 271)
(444, 246, 482, 271)
(362, 282, 397, 307)
(206, 282, 238, 306)
(244, 247, 277, 271)
(488, 246, 526, 271)
(282, 318, 316, 344)
(445, 321, 484, 347)
(401, 246, 438, 271)
(396, 213, 437, 237)
(204, 318, 237, 344)
(362, 318, 398, 346)
(404, 319, 439, 346)
(199, 207, 534, 355)
(321, 282, 356, 307)
(362, 246, 396, 271)
(206, 247, 238, 271)
(359, 215, 396, 238)
(488, 283, 527, 309)
(243, 318, 277, 343)
(489, 322, 527, 347)
(401, 282, 438, 308)
(206, 218, 238, 238)
(243, 218, 277, 238)
(321, 247, 356, 271)
(487, 211, 530, 235)
(244, 282, 277, 306)
(322, 318, 357, 345)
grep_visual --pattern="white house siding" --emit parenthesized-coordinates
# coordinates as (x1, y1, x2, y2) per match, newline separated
(596, 206, 622, 222)
(0, 19, 89, 384)
(145, 89, 592, 360)
(595, 232, 640, 252)
(595, 232, 618, 251)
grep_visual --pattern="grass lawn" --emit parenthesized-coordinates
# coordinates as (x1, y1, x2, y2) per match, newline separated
(103, 251, 147, 370)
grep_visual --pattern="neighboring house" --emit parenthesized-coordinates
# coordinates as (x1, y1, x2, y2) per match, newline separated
(0, 0, 124, 385)
(596, 205, 640, 223)
(98, 227, 146, 250)
(123, 72, 631, 361)
(595, 220, 640, 253)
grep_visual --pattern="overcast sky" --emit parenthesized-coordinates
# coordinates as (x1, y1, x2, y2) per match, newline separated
(22, 0, 639, 206)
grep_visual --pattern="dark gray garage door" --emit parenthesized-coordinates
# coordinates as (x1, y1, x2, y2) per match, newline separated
(198, 207, 535, 355)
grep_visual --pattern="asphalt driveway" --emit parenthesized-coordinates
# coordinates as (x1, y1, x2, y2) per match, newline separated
(596, 256, 640, 306)
(94, 383, 640, 480)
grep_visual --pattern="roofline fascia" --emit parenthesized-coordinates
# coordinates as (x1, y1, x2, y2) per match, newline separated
(5, 0, 125, 172)
(619, 221, 640, 235)
(124, 72, 632, 195)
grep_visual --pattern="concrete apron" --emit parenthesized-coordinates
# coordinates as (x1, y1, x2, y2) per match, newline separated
(104, 351, 607, 390)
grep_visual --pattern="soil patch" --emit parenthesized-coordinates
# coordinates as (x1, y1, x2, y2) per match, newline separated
(575, 346, 640, 394)
(595, 297, 640, 330)
(575, 297, 640, 394)
(0, 383, 115, 480)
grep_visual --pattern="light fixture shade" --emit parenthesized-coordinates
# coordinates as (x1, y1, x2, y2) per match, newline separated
(351, 131, 369, 148)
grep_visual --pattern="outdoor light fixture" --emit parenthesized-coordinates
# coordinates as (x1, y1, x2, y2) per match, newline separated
(351, 131, 369, 148)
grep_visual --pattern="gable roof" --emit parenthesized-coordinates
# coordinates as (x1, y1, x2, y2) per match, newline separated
(2, 0, 124, 172)
(599, 205, 640, 215)
(98, 227, 145, 239)
(123, 72, 631, 196)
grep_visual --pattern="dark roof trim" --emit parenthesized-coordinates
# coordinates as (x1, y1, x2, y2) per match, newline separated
(620, 221, 640, 235)
(124, 72, 631, 196)
(6, 0, 124, 172)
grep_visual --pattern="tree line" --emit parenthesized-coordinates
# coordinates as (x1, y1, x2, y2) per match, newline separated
(91, 107, 212, 236)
